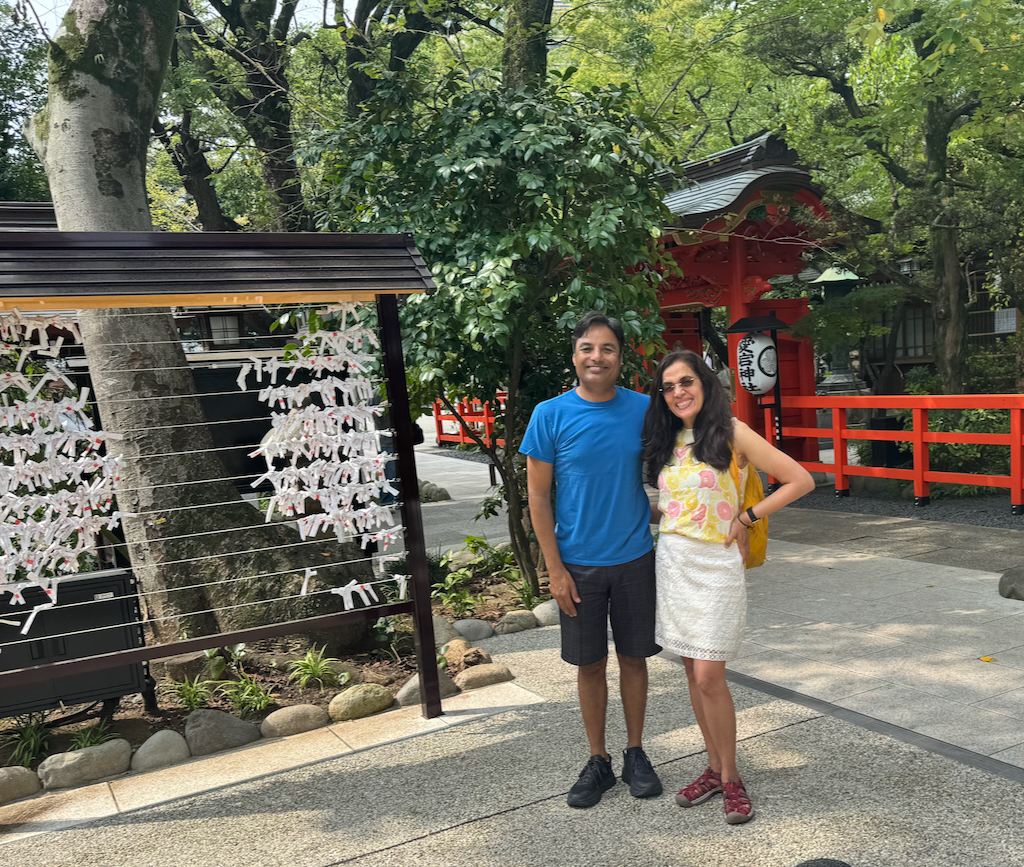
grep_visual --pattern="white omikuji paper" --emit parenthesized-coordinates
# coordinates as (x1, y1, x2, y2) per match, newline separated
(0, 313, 122, 620)
(243, 303, 409, 611)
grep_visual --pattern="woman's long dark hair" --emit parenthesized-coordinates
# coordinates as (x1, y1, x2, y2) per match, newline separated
(641, 350, 734, 484)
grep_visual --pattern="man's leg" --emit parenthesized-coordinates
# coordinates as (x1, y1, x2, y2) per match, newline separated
(617, 653, 648, 750)
(578, 656, 609, 757)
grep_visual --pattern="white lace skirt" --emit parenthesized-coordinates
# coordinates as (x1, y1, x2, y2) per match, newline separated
(655, 532, 747, 661)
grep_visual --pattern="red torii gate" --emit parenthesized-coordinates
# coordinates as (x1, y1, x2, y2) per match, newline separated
(655, 134, 827, 461)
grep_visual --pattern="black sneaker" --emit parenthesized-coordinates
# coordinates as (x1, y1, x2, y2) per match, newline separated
(621, 746, 663, 798)
(567, 754, 616, 808)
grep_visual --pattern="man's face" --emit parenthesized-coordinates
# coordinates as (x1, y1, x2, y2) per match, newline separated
(572, 324, 622, 391)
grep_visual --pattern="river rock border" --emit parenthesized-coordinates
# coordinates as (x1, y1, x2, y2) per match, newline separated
(0, 600, 559, 809)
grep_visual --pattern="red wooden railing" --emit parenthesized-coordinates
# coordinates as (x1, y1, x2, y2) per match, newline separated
(770, 395, 1024, 514)
(433, 393, 507, 447)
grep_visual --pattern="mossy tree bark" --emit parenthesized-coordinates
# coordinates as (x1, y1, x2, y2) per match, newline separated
(501, 0, 553, 91)
(27, 0, 370, 650)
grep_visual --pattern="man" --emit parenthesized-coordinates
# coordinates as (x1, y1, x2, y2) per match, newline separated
(520, 311, 661, 808)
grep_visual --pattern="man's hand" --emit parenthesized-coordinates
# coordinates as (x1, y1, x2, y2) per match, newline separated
(725, 518, 751, 563)
(549, 564, 582, 617)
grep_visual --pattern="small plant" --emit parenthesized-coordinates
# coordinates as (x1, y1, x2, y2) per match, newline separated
(505, 566, 539, 610)
(1, 713, 51, 768)
(170, 675, 215, 710)
(218, 671, 276, 718)
(288, 646, 347, 693)
(69, 720, 114, 751)
(437, 644, 450, 671)
(204, 643, 247, 680)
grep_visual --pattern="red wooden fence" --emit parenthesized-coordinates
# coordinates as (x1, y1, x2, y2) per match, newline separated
(433, 393, 507, 448)
(773, 395, 1024, 514)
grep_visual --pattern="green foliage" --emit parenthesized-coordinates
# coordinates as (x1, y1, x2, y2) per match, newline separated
(431, 569, 482, 617)
(217, 671, 276, 718)
(169, 675, 215, 710)
(0, 4, 48, 200)
(1, 713, 50, 767)
(288, 646, 346, 693)
(204, 644, 247, 680)
(966, 337, 1023, 394)
(789, 284, 906, 351)
(304, 70, 672, 588)
(69, 721, 114, 751)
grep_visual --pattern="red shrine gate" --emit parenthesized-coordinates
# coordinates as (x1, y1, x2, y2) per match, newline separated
(656, 135, 827, 461)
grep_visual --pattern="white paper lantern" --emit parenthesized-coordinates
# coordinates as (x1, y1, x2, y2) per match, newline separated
(736, 332, 778, 395)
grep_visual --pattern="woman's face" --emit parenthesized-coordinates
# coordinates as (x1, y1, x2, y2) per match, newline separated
(660, 359, 704, 429)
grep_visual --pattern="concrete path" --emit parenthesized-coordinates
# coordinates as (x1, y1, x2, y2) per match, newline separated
(4, 447, 1024, 864)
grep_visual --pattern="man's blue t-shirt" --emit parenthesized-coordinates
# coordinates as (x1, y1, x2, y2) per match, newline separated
(520, 386, 652, 567)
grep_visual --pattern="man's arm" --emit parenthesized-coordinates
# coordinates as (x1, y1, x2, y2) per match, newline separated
(527, 455, 581, 617)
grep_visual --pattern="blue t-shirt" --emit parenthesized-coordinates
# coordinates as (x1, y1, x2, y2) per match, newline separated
(520, 386, 652, 566)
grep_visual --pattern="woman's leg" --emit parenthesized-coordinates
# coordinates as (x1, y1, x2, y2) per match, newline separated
(682, 656, 722, 773)
(687, 658, 738, 781)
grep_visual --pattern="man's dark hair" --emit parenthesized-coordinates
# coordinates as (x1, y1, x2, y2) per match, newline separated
(571, 311, 625, 353)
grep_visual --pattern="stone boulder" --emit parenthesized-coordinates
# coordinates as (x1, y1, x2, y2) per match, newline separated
(493, 610, 538, 635)
(453, 619, 494, 642)
(532, 599, 560, 626)
(185, 709, 261, 757)
(999, 565, 1024, 601)
(328, 684, 394, 721)
(446, 549, 476, 571)
(260, 705, 330, 738)
(419, 481, 451, 502)
(432, 615, 461, 647)
(462, 647, 492, 667)
(155, 651, 208, 683)
(37, 739, 132, 790)
(0, 766, 41, 805)
(131, 730, 191, 772)
(454, 663, 514, 690)
(394, 667, 460, 707)
(441, 638, 471, 671)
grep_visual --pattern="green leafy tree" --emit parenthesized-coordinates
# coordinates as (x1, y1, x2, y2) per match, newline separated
(306, 71, 672, 592)
(743, 0, 1024, 393)
(0, 3, 48, 200)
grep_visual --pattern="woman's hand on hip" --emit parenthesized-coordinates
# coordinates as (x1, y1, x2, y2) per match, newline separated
(726, 518, 750, 562)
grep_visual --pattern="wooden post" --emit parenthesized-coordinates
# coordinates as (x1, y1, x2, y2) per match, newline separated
(376, 294, 441, 719)
(1012, 407, 1023, 515)
(913, 407, 930, 506)
(833, 406, 849, 497)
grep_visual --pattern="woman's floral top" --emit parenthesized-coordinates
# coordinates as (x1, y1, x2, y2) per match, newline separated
(657, 428, 744, 544)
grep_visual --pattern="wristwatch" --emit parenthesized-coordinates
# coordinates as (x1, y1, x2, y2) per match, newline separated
(744, 507, 760, 526)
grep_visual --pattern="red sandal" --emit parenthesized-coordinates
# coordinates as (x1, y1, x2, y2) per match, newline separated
(723, 779, 753, 824)
(675, 766, 722, 807)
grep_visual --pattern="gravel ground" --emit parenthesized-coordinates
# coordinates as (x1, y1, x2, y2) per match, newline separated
(794, 484, 1024, 531)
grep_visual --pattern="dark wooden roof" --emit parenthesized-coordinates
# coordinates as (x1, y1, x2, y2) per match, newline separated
(0, 231, 435, 311)
(0, 201, 58, 231)
(660, 134, 817, 228)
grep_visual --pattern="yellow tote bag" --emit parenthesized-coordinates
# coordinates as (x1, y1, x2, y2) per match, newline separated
(728, 454, 767, 569)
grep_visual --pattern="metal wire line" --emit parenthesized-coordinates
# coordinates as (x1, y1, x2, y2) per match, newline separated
(0, 578, 406, 651)
(1, 552, 386, 619)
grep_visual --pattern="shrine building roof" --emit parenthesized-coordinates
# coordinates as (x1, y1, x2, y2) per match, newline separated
(660, 134, 817, 229)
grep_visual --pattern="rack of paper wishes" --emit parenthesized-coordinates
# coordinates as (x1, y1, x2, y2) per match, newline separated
(0, 231, 443, 719)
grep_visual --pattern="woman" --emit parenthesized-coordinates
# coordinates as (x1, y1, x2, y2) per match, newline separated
(641, 350, 814, 824)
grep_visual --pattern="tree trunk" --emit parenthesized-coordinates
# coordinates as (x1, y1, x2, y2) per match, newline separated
(502, 0, 553, 91)
(154, 115, 239, 232)
(929, 226, 968, 394)
(27, 0, 369, 649)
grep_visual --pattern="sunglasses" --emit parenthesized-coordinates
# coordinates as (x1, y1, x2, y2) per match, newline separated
(659, 376, 697, 395)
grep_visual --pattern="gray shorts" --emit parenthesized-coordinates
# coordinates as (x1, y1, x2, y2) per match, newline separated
(559, 550, 659, 666)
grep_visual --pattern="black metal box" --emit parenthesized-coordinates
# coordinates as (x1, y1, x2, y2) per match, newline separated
(0, 569, 146, 717)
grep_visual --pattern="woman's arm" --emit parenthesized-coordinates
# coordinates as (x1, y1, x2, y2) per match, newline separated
(724, 419, 815, 549)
